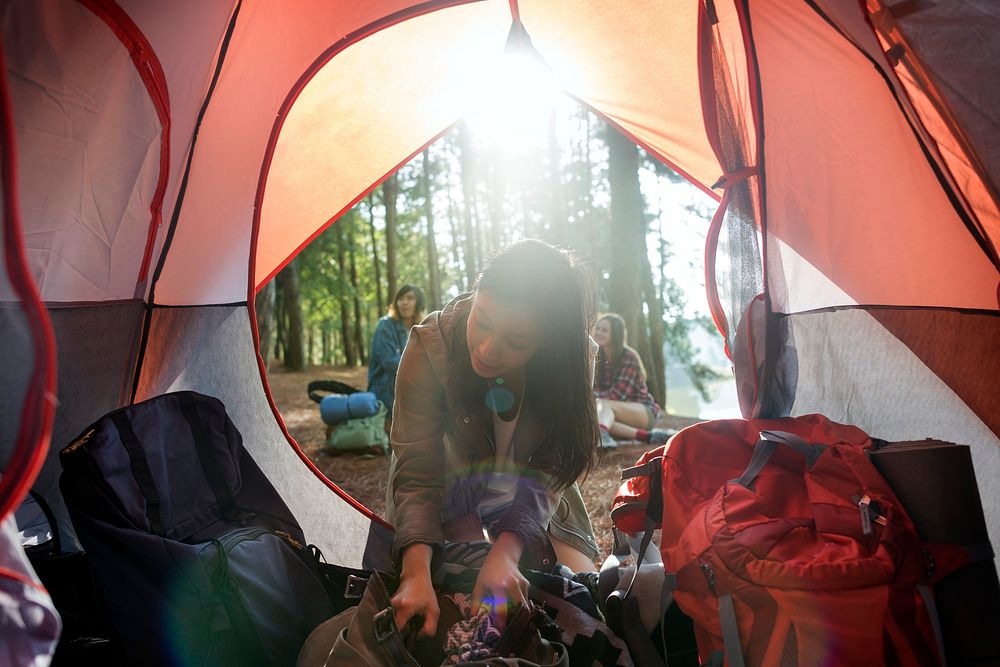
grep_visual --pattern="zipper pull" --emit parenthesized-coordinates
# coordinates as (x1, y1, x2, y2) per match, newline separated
(858, 494, 873, 535)
(700, 562, 717, 592)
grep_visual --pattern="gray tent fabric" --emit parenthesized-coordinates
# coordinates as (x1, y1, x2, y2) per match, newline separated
(134, 304, 392, 569)
(779, 307, 1000, 548)
(1, 302, 144, 551)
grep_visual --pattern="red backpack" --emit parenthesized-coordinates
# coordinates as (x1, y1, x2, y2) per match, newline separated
(611, 415, 949, 667)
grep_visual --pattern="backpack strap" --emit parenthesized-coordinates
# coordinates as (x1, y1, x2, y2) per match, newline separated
(607, 456, 671, 666)
(307, 380, 358, 403)
(178, 393, 238, 521)
(734, 430, 828, 489)
(916, 585, 948, 667)
(109, 411, 164, 535)
(718, 593, 746, 667)
(622, 458, 664, 600)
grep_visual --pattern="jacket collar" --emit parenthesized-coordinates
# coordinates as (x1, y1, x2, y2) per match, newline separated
(413, 293, 547, 462)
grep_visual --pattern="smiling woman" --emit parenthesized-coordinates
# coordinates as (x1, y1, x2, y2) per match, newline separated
(385, 239, 602, 639)
(366, 284, 426, 422)
(466, 292, 543, 380)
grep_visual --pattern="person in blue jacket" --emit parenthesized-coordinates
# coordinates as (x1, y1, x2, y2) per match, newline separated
(367, 284, 425, 421)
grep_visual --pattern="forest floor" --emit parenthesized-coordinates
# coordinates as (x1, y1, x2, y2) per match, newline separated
(266, 362, 702, 566)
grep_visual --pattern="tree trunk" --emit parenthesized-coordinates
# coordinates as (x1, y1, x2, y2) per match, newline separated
(641, 248, 667, 407)
(485, 162, 505, 256)
(274, 275, 286, 363)
(280, 259, 305, 371)
(307, 325, 315, 367)
(584, 112, 598, 262)
(547, 110, 566, 246)
(366, 194, 385, 315)
(383, 174, 399, 309)
(322, 323, 330, 365)
(446, 188, 465, 291)
(458, 123, 478, 287)
(607, 125, 655, 386)
(254, 280, 275, 371)
(336, 221, 357, 366)
(348, 212, 367, 364)
(422, 149, 442, 310)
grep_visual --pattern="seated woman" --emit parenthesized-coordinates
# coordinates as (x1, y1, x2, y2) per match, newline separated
(367, 284, 424, 423)
(592, 313, 671, 446)
(385, 240, 601, 639)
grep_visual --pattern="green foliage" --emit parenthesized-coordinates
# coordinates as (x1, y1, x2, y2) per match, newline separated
(659, 275, 725, 401)
(273, 98, 726, 412)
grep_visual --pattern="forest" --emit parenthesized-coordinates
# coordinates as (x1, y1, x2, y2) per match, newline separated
(255, 98, 723, 411)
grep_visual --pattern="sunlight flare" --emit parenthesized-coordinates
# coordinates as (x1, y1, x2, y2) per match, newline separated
(462, 49, 560, 150)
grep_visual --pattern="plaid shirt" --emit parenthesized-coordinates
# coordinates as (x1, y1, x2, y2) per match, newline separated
(594, 348, 662, 417)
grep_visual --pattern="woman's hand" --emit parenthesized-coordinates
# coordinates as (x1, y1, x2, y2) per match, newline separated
(472, 532, 530, 629)
(391, 544, 440, 638)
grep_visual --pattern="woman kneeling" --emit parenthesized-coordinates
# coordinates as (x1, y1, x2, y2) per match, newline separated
(385, 240, 600, 639)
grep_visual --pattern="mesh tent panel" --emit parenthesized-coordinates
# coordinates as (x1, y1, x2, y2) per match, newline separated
(135, 304, 391, 570)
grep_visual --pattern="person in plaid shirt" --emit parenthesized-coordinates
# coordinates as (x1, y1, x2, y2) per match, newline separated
(592, 314, 671, 447)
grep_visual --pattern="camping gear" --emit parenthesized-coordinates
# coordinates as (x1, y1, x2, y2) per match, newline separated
(298, 569, 569, 667)
(308, 380, 390, 453)
(0, 511, 61, 666)
(602, 488, 698, 667)
(612, 415, 958, 666)
(325, 401, 390, 454)
(319, 391, 380, 424)
(59, 391, 335, 666)
(2, 1, 1000, 662)
(870, 439, 1000, 665)
(307, 379, 376, 421)
(433, 541, 632, 667)
(16, 490, 123, 664)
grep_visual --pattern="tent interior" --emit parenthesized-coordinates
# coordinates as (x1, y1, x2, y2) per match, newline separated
(1, 0, 999, 657)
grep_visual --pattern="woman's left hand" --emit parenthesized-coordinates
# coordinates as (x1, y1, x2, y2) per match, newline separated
(472, 532, 530, 629)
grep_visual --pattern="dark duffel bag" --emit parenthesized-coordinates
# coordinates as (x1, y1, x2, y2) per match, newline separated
(59, 391, 334, 666)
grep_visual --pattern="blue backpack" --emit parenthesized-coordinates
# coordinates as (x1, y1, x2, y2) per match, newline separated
(60, 391, 335, 666)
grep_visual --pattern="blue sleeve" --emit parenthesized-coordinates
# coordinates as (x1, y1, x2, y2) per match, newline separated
(370, 319, 404, 373)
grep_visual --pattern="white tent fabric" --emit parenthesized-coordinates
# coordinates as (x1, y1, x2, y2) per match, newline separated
(6, 1, 161, 302)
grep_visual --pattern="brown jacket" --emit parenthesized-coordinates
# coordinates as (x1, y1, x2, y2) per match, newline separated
(386, 293, 568, 567)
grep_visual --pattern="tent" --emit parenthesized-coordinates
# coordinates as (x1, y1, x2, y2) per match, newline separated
(2, 0, 998, 608)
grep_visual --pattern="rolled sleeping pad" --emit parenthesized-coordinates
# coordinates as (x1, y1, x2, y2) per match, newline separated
(319, 391, 380, 424)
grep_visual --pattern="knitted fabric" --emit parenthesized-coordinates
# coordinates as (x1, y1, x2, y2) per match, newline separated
(434, 542, 633, 667)
(442, 593, 503, 664)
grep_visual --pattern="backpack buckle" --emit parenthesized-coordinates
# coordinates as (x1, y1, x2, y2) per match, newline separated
(345, 574, 368, 599)
(372, 607, 396, 642)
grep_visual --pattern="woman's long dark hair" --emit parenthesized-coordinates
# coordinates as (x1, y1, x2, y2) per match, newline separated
(597, 313, 647, 382)
(449, 240, 599, 490)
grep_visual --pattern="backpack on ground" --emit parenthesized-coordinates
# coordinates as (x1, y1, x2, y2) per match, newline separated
(307, 380, 389, 455)
(612, 414, 960, 667)
(59, 391, 335, 666)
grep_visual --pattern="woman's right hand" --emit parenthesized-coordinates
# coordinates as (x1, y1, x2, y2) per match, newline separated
(391, 544, 439, 638)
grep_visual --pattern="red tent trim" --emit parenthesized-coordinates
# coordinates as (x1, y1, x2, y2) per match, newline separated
(247, 0, 485, 530)
(806, 0, 999, 271)
(79, 0, 171, 295)
(0, 38, 57, 523)
(132, 0, 243, 402)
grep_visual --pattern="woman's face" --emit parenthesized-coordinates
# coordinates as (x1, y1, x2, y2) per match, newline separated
(592, 319, 613, 348)
(466, 291, 543, 379)
(396, 291, 417, 319)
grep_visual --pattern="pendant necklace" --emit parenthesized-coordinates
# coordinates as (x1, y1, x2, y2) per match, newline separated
(485, 376, 515, 413)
